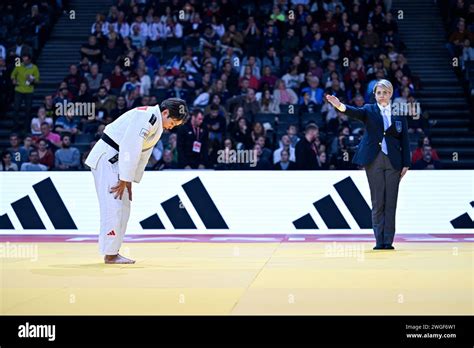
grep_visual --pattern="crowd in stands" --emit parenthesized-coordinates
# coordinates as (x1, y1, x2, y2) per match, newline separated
(1, 0, 441, 171)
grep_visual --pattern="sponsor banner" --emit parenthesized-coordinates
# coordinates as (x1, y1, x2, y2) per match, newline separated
(0, 171, 473, 235)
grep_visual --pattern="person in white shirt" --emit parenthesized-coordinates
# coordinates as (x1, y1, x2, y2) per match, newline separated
(115, 12, 130, 38)
(85, 98, 189, 264)
(131, 15, 149, 40)
(31, 106, 53, 135)
(149, 15, 165, 42)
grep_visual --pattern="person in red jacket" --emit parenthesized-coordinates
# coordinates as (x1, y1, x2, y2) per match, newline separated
(411, 136, 439, 164)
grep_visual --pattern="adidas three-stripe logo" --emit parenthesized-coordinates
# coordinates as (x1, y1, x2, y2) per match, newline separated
(140, 177, 229, 230)
(0, 177, 77, 230)
(450, 201, 474, 228)
(293, 176, 372, 230)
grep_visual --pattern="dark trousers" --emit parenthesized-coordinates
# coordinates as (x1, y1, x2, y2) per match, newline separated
(364, 150, 402, 247)
(13, 91, 33, 131)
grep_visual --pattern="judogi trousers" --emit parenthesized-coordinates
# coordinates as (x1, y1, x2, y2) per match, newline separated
(364, 150, 402, 247)
(91, 152, 131, 255)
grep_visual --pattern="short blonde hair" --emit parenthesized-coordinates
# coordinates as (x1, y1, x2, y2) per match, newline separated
(373, 79, 393, 95)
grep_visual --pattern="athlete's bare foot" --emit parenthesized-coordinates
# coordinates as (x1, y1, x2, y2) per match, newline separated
(104, 254, 136, 264)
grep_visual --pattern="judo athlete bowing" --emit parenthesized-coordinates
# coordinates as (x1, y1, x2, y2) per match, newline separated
(85, 98, 189, 264)
(326, 80, 410, 250)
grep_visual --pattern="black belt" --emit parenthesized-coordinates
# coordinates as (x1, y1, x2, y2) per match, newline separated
(101, 133, 119, 152)
(101, 133, 119, 164)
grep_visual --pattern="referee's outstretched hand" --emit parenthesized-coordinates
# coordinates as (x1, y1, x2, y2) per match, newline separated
(326, 94, 342, 109)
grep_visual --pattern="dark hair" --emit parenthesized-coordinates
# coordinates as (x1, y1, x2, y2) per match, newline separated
(160, 98, 189, 122)
(61, 133, 71, 141)
(417, 135, 431, 148)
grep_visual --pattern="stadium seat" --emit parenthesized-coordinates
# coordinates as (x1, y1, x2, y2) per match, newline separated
(301, 112, 324, 128)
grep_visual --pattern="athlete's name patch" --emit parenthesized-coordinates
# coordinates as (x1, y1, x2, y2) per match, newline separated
(149, 114, 157, 125)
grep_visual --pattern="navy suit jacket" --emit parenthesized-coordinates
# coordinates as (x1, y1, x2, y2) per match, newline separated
(343, 103, 411, 170)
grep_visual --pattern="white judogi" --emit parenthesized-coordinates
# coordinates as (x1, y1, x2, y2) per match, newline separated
(85, 105, 163, 255)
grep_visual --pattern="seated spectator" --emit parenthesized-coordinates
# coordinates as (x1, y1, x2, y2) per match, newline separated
(321, 37, 340, 62)
(221, 23, 245, 51)
(204, 104, 226, 144)
(54, 134, 81, 170)
(20, 150, 48, 171)
(360, 23, 380, 60)
(31, 106, 53, 136)
(21, 134, 34, 153)
(249, 143, 273, 170)
(121, 72, 141, 95)
(55, 111, 80, 136)
(262, 47, 281, 75)
(255, 135, 272, 163)
(259, 89, 280, 114)
(177, 109, 209, 169)
(37, 138, 54, 169)
(240, 55, 262, 79)
(282, 65, 304, 91)
(204, 94, 228, 120)
(94, 86, 117, 119)
(300, 76, 324, 104)
(462, 38, 474, 70)
(250, 122, 266, 145)
(226, 88, 260, 121)
(109, 65, 127, 94)
(285, 124, 300, 148)
(130, 24, 146, 49)
(0, 151, 18, 171)
(209, 79, 229, 101)
(412, 145, 442, 169)
(163, 17, 183, 39)
(153, 149, 178, 170)
(110, 95, 128, 120)
(281, 28, 300, 57)
(307, 60, 324, 81)
(259, 66, 278, 90)
(80, 35, 102, 64)
(64, 64, 85, 95)
(230, 116, 253, 150)
(412, 136, 440, 163)
(318, 151, 330, 169)
(7, 133, 29, 168)
(447, 19, 473, 58)
(273, 134, 296, 164)
(309, 32, 326, 54)
(37, 122, 61, 148)
(167, 78, 189, 101)
(102, 39, 122, 75)
(76, 82, 93, 103)
(153, 66, 173, 89)
(239, 65, 259, 91)
(405, 94, 424, 134)
(85, 64, 103, 94)
(274, 149, 297, 170)
(273, 79, 298, 105)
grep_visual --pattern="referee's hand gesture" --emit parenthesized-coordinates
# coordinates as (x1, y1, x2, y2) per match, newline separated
(326, 94, 342, 109)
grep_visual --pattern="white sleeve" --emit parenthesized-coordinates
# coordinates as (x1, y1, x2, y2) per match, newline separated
(118, 110, 151, 182)
(175, 23, 183, 38)
(134, 148, 153, 183)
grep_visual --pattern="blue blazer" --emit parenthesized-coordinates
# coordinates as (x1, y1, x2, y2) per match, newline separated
(343, 103, 411, 170)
